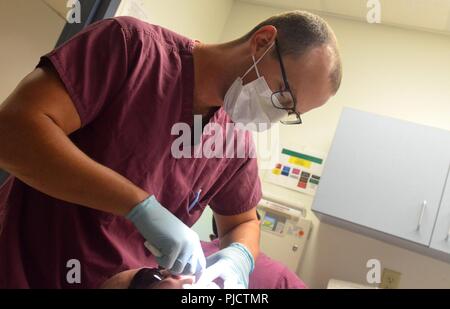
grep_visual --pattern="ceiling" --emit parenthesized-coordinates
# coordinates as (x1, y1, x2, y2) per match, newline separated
(42, 0, 69, 21)
(43, 0, 450, 36)
(240, 0, 450, 36)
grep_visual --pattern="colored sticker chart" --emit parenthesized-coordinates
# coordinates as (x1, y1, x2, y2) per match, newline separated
(264, 148, 325, 196)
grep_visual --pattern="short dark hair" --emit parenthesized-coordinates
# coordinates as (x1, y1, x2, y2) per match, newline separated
(240, 11, 342, 94)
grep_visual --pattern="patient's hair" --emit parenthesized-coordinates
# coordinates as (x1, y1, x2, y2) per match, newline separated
(237, 10, 342, 94)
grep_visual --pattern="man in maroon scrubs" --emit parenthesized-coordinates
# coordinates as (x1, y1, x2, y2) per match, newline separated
(0, 11, 341, 288)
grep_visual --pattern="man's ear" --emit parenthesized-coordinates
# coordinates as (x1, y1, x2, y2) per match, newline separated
(251, 25, 277, 55)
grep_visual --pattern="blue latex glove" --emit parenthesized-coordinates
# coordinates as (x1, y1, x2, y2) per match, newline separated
(196, 242, 254, 289)
(126, 195, 206, 275)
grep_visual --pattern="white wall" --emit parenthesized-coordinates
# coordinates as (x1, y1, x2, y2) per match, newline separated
(116, 0, 234, 43)
(0, 0, 65, 102)
(0, 0, 234, 103)
(195, 1, 450, 288)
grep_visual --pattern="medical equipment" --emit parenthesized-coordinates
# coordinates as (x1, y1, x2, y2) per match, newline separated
(144, 241, 162, 257)
(264, 147, 325, 196)
(257, 196, 312, 273)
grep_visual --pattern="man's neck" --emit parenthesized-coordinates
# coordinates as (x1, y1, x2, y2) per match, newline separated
(191, 41, 251, 116)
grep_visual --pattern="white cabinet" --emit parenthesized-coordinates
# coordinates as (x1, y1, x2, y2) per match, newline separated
(430, 170, 450, 255)
(312, 108, 450, 259)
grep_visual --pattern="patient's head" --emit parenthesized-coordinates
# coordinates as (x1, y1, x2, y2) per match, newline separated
(101, 268, 194, 289)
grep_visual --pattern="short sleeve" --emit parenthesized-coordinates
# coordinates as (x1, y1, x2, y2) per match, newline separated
(37, 19, 129, 127)
(209, 157, 262, 216)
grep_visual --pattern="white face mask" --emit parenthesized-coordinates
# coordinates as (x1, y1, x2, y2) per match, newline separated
(223, 42, 287, 132)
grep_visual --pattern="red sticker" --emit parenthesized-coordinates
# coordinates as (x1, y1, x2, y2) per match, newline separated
(298, 182, 307, 189)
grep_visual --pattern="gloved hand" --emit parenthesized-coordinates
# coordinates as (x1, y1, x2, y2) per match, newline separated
(195, 242, 254, 289)
(126, 195, 206, 276)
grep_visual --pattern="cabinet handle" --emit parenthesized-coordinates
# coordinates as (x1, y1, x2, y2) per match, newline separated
(416, 200, 427, 231)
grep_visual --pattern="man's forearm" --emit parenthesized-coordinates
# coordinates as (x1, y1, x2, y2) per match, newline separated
(219, 219, 260, 261)
(0, 110, 148, 216)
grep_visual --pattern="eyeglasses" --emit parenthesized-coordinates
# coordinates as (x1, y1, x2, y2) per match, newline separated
(128, 267, 163, 289)
(271, 39, 302, 125)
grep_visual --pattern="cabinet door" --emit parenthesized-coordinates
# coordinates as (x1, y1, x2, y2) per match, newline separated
(430, 167, 450, 255)
(312, 108, 450, 245)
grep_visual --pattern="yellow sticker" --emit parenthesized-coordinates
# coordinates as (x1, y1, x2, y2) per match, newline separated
(288, 157, 312, 168)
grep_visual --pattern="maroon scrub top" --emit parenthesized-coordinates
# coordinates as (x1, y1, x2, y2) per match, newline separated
(0, 17, 261, 288)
